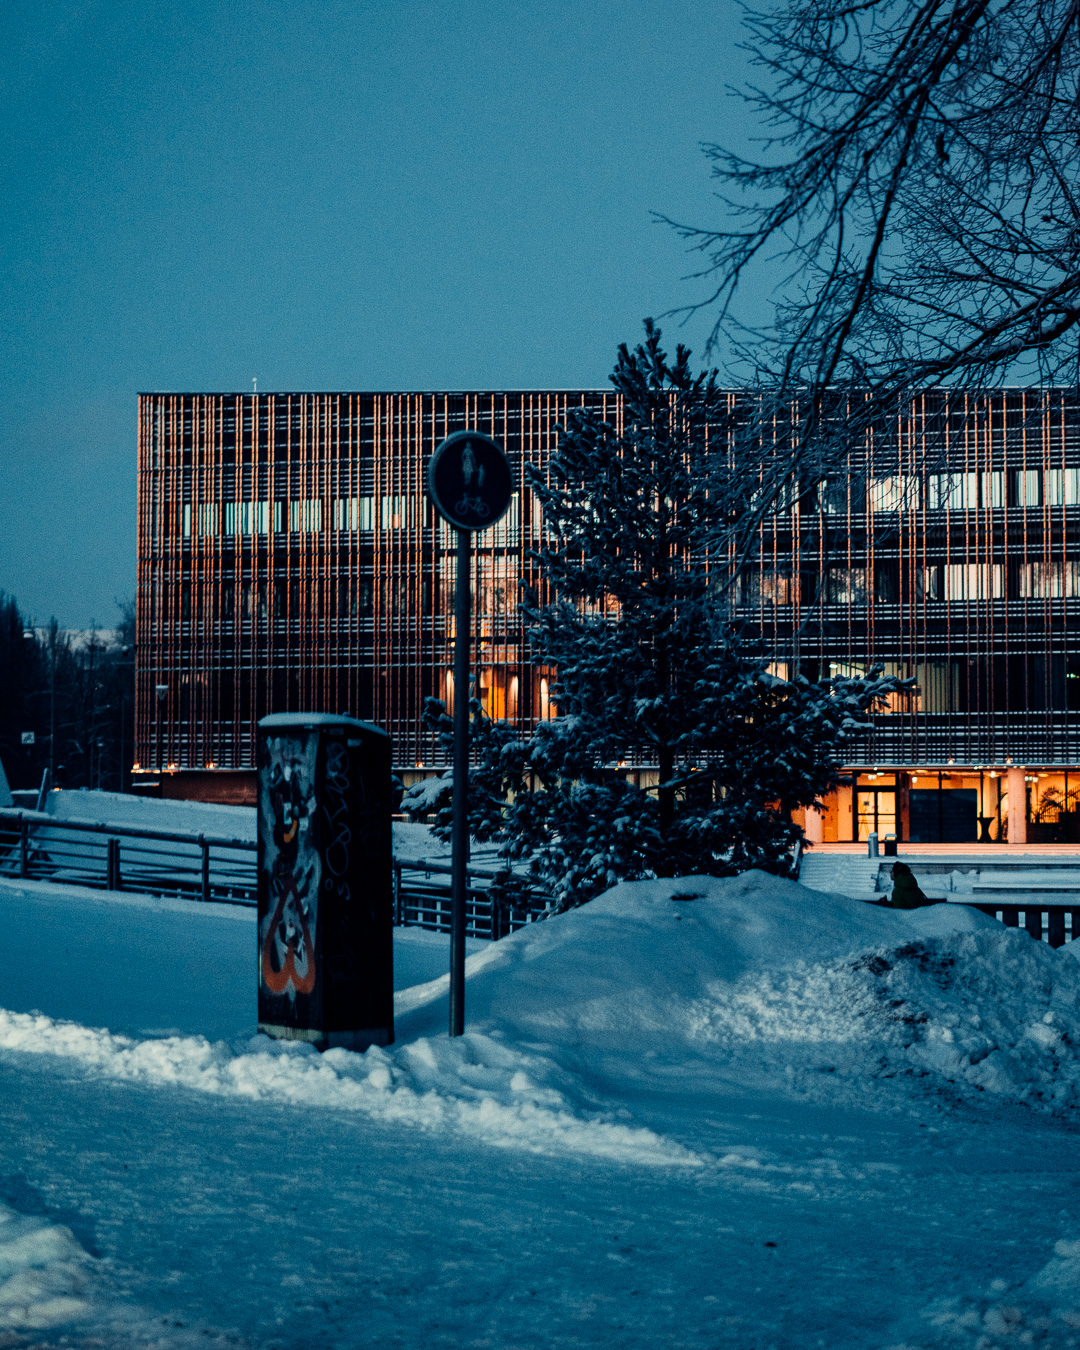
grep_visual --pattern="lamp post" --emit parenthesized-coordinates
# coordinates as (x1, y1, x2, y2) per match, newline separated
(24, 624, 59, 791)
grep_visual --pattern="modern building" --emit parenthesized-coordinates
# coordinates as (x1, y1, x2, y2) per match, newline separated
(133, 391, 610, 804)
(135, 388, 1080, 844)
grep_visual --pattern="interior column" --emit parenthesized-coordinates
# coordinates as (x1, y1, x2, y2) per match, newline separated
(1007, 766, 1027, 845)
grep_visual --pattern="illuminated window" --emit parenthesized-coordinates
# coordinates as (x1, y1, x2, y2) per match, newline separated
(332, 496, 373, 531)
(288, 500, 323, 532)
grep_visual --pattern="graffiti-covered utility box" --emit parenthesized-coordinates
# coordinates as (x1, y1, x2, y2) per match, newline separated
(257, 714, 394, 1051)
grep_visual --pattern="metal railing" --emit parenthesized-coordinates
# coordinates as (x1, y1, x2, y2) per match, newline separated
(13, 808, 1070, 946)
(392, 857, 552, 939)
(0, 809, 551, 940)
(0, 808, 257, 905)
(969, 902, 1080, 947)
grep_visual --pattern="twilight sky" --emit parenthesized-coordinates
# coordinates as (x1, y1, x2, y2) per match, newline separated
(2, 0, 756, 627)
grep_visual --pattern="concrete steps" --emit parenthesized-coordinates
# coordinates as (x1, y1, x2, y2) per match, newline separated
(799, 852, 885, 899)
(800, 848, 1080, 904)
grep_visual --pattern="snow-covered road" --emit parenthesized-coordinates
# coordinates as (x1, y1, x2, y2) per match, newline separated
(4, 873, 1080, 1348)
(5, 1051, 1080, 1350)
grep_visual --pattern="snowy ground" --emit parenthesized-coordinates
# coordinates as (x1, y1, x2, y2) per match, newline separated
(3, 871, 1080, 1347)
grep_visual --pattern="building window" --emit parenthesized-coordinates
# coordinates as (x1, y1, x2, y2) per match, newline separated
(332, 496, 373, 531)
(490, 492, 520, 545)
(289, 500, 323, 533)
(1042, 469, 1080, 506)
(335, 576, 373, 616)
(981, 471, 1006, 506)
(1020, 561, 1080, 598)
(914, 661, 961, 712)
(919, 565, 943, 600)
(1013, 469, 1041, 507)
(749, 476, 797, 513)
(824, 566, 867, 604)
(927, 473, 978, 510)
(868, 476, 918, 513)
(874, 561, 899, 603)
(380, 495, 415, 530)
(944, 564, 1004, 600)
(818, 480, 847, 514)
(196, 503, 219, 536)
(224, 501, 274, 535)
(735, 568, 797, 605)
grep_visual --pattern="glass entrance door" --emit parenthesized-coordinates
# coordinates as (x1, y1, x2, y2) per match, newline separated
(857, 789, 897, 842)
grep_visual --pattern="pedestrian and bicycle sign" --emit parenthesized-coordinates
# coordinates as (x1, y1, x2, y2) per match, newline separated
(427, 430, 513, 532)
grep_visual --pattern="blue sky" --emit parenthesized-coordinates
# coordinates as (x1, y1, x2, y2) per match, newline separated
(2, 0, 755, 625)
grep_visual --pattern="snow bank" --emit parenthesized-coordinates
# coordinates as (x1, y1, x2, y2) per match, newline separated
(896, 1235, 1080, 1348)
(397, 871, 1080, 1116)
(0, 1192, 243, 1347)
(0, 1201, 90, 1330)
(0, 877, 485, 1040)
(5, 867, 1080, 1172)
(41, 790, 456, 863)
(46, 790, 255, 840)
(392, 819, 450, 862)
(0, 1011, 703, 1170)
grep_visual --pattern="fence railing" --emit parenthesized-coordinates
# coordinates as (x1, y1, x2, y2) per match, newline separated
(8, 808, 1073, 947)
(969, 902, 1080, 948)
(0, 809, 551, 941)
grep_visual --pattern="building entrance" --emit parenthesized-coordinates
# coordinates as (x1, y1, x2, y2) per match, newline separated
(856, 789, 896, 842)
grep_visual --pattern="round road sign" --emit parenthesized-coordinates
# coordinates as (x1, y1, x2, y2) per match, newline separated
(427, 430, 512, 532)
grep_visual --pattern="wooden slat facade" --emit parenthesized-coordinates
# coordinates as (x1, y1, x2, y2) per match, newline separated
(135, 387, 1080, 789)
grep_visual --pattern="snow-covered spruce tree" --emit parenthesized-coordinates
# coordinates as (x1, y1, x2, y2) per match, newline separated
(406, 325, 902, 908)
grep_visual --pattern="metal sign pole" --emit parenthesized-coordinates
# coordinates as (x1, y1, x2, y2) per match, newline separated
(449, 526, 471, 1038)
(427, 428, 512, 1040)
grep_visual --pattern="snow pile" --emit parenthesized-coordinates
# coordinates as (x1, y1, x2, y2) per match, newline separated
(45, 789, 255, 840)
(0, 877, 485, 1041)
(683, 907, 1080, 1112)
(897, 1237, 1080, 1348)
(5, 867, 1080, 1174)
(41, 788, 456, 863)
(392, 818, 451, 863)
(0, 1010, 703, 1170)
(397, 871, 1080, 1116)
(0, 1201, 91, 1330)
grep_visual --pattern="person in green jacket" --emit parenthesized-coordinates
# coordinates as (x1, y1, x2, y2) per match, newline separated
(889, 861, 936, 909)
